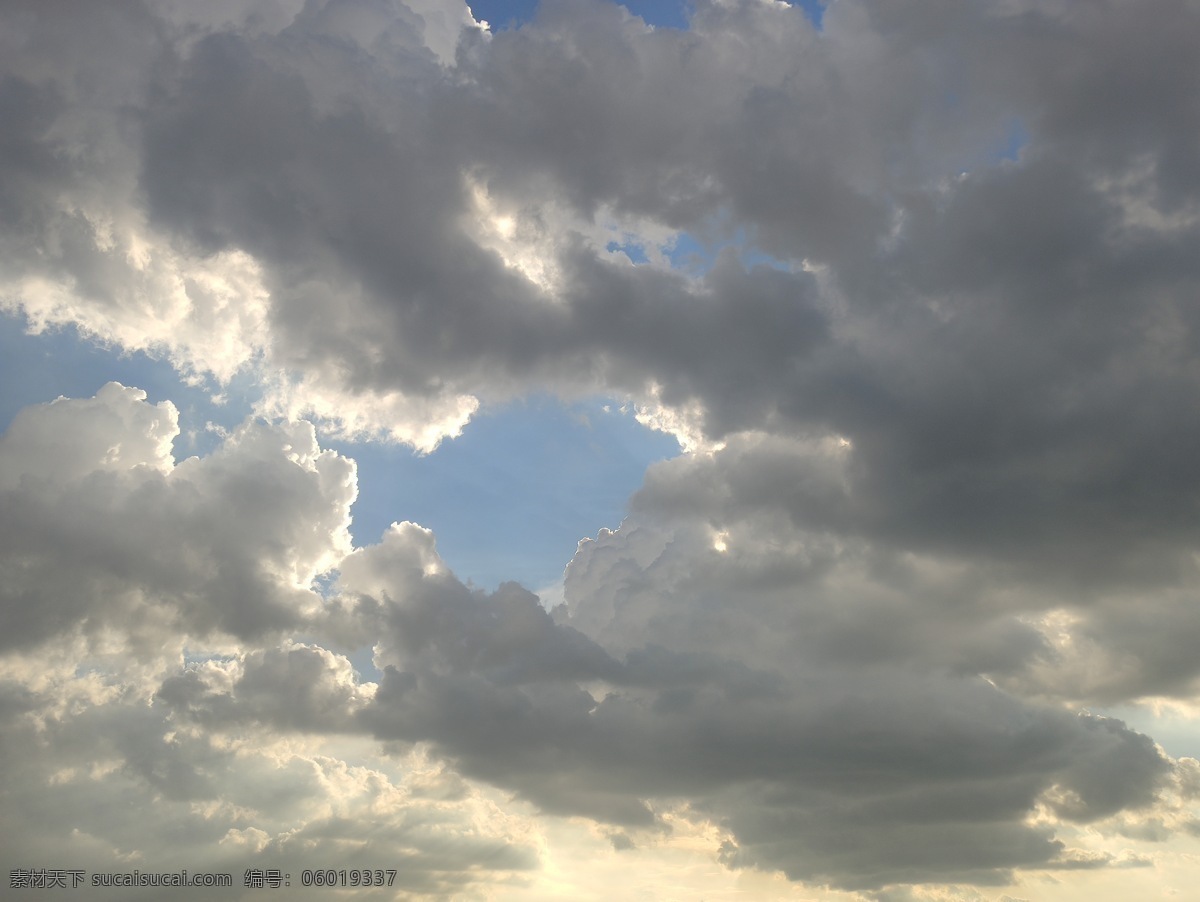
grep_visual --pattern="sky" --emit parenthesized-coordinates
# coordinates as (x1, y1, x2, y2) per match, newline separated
(2, 1, 1200, 900)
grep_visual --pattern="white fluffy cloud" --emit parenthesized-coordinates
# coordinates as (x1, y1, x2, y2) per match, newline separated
(0, 386, 542, 900)
(0, 383, 355, 653)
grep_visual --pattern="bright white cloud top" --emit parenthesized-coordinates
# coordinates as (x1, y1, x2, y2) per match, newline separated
(2, 1, 1200, 900)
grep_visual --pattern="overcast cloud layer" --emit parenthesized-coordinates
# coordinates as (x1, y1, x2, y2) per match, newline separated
(3, 1, 1200, 899)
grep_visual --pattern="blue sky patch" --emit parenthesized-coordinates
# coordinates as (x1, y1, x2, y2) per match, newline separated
(997, 117, 1030, 163)
(0, 311, 256, 459)
(794, 0, 826, 29)
(471, 0, 691, 30)
(0, 310, 678, 595)
(471, 1, 826, 32)
(606, 239, 651, 264)
(329, 394, 679, 592)
(666, 221, 793, 276)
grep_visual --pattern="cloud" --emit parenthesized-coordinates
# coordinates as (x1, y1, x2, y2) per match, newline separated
(162, 489, 1175, 889)
(0, 389, 538, 900)
(0, 686, 539, 900)
(552, 507, 1174, 888)
(10, 0, 1200, 462)
(0, 381, 1192, 895)
(0, 383, 355, 652)
(156, 643, 374, 734)
(4, 0, 1200, 896)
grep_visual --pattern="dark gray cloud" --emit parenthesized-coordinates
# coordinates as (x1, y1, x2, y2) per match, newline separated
(169, 513, 1166, 888)
(0, 383, 1185, 895)
(0, 679, 538, 901)
(156, 643, 371, 733)
(122, 0, 1200, 592)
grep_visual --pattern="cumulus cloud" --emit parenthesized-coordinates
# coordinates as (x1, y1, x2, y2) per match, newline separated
(136, 480, 1180, 889)
(10, 0, 1199, 458)
(4, 0, 1200, 897)
(0, 379, 1194, 896)
(0, 383, 355, 652)
(0, 388, 537, 900)
(0, 684, 539, 901)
